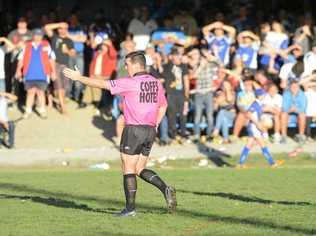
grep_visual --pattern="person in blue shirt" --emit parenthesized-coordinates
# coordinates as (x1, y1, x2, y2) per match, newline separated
(238, 89, 284, 168)
(280, 80, 307, 144)
(235, 31, 260, 72)
(202, 21, 236, 67)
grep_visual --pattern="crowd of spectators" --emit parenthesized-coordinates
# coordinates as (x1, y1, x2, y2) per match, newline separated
(0, 2, 316, 148)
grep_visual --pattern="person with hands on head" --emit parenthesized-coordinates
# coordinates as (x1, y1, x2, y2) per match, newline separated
(44, 22, 75, 114)
(63, 50, 176, 217)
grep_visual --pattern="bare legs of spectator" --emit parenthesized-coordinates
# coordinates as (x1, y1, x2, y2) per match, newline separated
(233, 112, 247, 138)
(23, 88, 36, 119)
(272, 111, 281, 143)
(36, 89, 47, 119)
(281, 112, 306, 143)
(56, 89, 67, 114)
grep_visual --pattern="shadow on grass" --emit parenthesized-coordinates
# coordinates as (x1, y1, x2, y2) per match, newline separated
(0, 193, 118, 214)
(0, 182, 316, 235)
(178, 189, 312, 206)
(197, 143, 233, 167)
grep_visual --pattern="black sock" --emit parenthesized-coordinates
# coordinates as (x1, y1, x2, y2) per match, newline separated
(139, 169, 167, 194)
(123, 174, 137, 211)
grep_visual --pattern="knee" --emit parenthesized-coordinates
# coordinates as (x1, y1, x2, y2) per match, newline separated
(136, 167, 144, 176)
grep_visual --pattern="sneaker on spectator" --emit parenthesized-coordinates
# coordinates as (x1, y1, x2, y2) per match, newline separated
(38, 111, 48, 120)
(22, 111, 32, 119)
(273, 133, 281, 144)
(280, 136, 287, 144)
(295, 134, 306, 145)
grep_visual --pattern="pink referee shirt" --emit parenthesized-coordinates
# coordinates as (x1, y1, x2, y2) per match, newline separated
(106, 74, 167, 126)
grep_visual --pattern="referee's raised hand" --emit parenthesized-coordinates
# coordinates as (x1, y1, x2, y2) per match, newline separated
(63, 67, 81, 81)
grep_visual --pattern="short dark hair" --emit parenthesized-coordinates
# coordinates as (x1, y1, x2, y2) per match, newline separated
(125, 51, 146, 68)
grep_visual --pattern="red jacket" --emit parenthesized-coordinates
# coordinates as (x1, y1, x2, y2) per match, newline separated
(22, 40, 52, 76)
(89, 45, 117, 77)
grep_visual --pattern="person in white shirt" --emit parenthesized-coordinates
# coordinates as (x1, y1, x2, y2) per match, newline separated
(303, 41, 316, 76)
(127, 6, 158, 50)
(262, 83, 283, 143)
(0, 37, 15, 92)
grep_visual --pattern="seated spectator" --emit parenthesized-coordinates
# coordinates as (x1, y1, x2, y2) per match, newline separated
(202, 21, 236, 67)
(253, 70, 272, 91)
(212, 80, 236, 144)
(303, 40, 316, 75)
(302, 70, 316, 140)
(15, 29, 56, 119)
(262, 83, 283, 143)
(235, 30, 260, 73)
(279, 48, 304, 89)
(281, 80, 307, 144)
(0, 91, 17, 148)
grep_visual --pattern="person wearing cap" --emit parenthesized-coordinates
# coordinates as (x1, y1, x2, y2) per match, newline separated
(15, 29, 56, 119)
(202, 21, 236, 67)
(161, 47, 189, 141)
(44, 22, 76, 114)
(63, 50, 176, 217)
(280, 80, 307, 144)
(234, 31, 260, 73)
(238, 88, 284, 168)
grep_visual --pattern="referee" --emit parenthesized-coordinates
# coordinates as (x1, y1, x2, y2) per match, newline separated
(63, 51, 176, 217)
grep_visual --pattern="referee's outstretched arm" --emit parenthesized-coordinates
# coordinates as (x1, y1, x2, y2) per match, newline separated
(63, 68, 110, 90)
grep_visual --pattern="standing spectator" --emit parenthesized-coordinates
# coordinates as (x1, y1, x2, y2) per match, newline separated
(162, 47, 189, 140)
(44, 22, 76, 114)
(294, 17, 315, 54)
(0, 37, 15, 92)
(7, 17, 32, 103)
(127, 6, 158, 50)
(187, 46, 217, 142)
(262, 83, 283, 143)
(15, 29, 56, 119)
(0, 91, 17, 148)
(67, 14, 87, 108)
(281, 80, 307, 144)
(212, 80, 236, 144)
(259, 21, 289, 74)
(231, 5, 255, 32)
(88, 40, 117, 113)
(235, 31, 260, 72)
(173, 7, 198, 36)
(202, 21, 236, 67)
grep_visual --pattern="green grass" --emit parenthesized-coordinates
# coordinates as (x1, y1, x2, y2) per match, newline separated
(1, 154, 316, 236)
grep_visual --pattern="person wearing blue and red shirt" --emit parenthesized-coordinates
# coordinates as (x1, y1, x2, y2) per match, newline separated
(15, 29, 56, 119)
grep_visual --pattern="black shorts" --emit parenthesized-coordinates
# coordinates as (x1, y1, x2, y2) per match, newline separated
(120, 125, 156, 156)
(24, 80, 48, 91)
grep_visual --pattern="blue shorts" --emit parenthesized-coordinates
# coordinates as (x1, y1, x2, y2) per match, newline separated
(282, 90, 306, 114)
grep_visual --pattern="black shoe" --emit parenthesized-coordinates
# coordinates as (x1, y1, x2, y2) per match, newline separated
(7, 121, 15, 148)
(164, 186, 177, 213)
(78, 101, 87, 109)
(114, 208, 136, 217)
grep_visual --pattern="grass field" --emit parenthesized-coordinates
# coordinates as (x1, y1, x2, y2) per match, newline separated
(1, 154, 316, 236)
